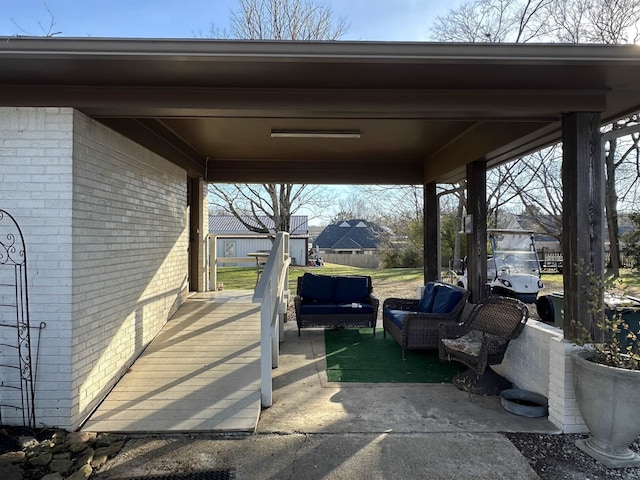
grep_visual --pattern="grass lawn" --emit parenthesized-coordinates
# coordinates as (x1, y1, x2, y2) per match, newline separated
(215, 263, 423, 293)
(540, 270, 640, 297)
(214, 264, 639, 297)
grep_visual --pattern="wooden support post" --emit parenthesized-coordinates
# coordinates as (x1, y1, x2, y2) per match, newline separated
(562, 112, 604, 340)
(424, 182, 439, 283)
(466, 161, 488, 303)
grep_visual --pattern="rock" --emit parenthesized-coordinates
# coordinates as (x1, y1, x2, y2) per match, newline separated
(27, 451, 52, 466)
(41, 473, 63, 480)
(75, 447, 94, 467)
(63, 432, 96, 445)
(0, 463, 23, 480)
(66, 463, 92, 480)
(16, 437, 37, 450)
(90, 444, 122, 470)
(94, 433, 126, 448)
(49, 458, 73, 474)
(50, 443, 69, 454)
(0, 451, 25, 464)
(68, 442, 89, 454)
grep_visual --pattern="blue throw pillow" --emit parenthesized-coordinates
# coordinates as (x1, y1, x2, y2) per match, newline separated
(418, 282, 438, 313)
(299, 273, 336, 302)
(334, 276, 369, 303)
(431, 285, 463, 314)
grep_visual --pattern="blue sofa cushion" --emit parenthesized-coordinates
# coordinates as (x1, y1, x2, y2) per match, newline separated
(335, 303, 375, 315)
(300, 273, 337, 302)
(383, 308, 410, 330)
(334, 276, 370, 303)
(300, 302, 338, 315)
(432, 284, 464, 314)
(418, 282, 438, 313)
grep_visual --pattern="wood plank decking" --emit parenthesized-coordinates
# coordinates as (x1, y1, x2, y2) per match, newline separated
(82, 291, 262, 433)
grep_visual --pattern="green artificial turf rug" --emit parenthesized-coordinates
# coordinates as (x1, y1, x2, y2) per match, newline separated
(324, 328, 465, 383)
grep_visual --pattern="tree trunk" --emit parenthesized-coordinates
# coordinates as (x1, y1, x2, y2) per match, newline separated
(454, 183, 465, 261)
(605, 138, 621, 277)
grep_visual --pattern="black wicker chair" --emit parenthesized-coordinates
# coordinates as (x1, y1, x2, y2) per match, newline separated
(383, 282, 469, 359)
(439, 296, 529, 394)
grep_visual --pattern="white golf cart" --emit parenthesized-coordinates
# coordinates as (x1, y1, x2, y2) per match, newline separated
(456, 229, 544, 305)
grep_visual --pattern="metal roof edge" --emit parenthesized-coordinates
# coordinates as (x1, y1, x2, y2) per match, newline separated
(1, 37, 639, 64)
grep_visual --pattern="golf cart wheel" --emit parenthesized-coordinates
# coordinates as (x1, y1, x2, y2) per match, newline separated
(536, 295, 555, 325)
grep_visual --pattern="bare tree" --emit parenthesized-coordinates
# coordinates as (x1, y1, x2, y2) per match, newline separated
(11, 1, 62, 37)
(209, 183, 330, 236)
(508, 146, 564, 241)
(329, 192, 378, 224)
(431, 0, 640, 277)
(207, 0, 348, 236)
(226, 0, 348, 40)
(430, 0, 553, 42)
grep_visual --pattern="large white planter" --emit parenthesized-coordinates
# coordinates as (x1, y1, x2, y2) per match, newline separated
(571, 349, 640, 467)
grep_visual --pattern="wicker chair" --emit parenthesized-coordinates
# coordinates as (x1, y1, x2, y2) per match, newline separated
(383, 282, 470, 359)
(438, 296, 529, 394)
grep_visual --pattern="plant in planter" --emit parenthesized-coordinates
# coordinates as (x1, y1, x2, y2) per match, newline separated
(570, 266, 640, 468)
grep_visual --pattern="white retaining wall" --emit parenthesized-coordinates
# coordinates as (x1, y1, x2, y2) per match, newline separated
(494, 319, 587, 433)
(0, 107, 189, 429)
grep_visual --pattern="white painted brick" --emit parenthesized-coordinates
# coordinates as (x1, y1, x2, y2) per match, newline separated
(0, 107, 190, 429)
(68, 111, 188, 428)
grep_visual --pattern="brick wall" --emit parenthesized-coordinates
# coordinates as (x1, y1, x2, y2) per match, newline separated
(70, 111, 188, 428)
(493, 319, 587, 433)
(0, 107, 75, 427)
(0, 107, 189, 429)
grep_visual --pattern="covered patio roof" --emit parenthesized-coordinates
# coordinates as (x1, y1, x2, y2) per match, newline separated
(2, 37, 640, 184)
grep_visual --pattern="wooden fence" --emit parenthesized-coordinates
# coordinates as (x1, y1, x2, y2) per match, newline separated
(321, 253, 380, 269)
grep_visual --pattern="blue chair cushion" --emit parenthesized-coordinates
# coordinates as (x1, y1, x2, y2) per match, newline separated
(383, 308, 410, 330)
(418, 282, 438, 313)
(300, 302, 338, 315)
(335, 303, 374, 315)
(334, 276, 370, 303)
(432, 284, 463, 314)
(299, 273, 337, 302)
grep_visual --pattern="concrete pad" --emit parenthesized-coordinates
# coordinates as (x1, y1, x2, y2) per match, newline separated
(258, 323, 559, 435)
(94, 432, 540, 480)
(93, 307, 553, 480)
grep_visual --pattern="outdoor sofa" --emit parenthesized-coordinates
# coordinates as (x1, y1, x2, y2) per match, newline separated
(383, 281, 469, 359)
(294, 272, 379, 336)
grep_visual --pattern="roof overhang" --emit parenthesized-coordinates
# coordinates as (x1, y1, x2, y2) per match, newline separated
(2, 37, 640, 184)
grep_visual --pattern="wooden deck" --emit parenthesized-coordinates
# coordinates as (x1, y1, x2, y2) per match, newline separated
(82, 291, 262, 433)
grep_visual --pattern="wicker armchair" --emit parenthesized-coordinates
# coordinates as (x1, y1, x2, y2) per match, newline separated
(439, 296, 529, 394)
(383, 282, 469, 359)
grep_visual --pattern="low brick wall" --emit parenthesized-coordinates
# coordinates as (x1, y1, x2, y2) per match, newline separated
(493, 319, 587, 433)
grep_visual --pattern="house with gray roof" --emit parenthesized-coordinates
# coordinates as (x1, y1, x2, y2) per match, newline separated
(313, 219, 387, 254)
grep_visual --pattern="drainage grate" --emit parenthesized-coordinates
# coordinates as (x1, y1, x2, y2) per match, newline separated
(126, 470, 236, 480)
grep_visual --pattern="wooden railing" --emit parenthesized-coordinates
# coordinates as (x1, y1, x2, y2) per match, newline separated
(251, 232, 290, 407)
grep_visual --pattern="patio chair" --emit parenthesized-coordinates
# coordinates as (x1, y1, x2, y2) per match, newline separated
(383, 282, 469, 359)
(438, 296, 529, 395)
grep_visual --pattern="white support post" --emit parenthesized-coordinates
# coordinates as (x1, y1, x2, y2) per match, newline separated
(209, 234, 217, 291)
(260, 293, 273, 407)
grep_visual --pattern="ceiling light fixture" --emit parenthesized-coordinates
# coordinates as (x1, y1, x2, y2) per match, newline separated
(270, 130, 361, 139)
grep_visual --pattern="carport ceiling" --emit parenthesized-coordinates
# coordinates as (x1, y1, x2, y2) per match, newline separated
(2, 38, 640, 184)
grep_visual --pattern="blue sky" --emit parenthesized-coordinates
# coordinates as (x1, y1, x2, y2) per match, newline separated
(0, 0, 462, 225)
(0, 0, 460, 40)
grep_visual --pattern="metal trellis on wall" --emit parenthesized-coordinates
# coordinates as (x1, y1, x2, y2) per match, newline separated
(0, 209, 45, 428)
